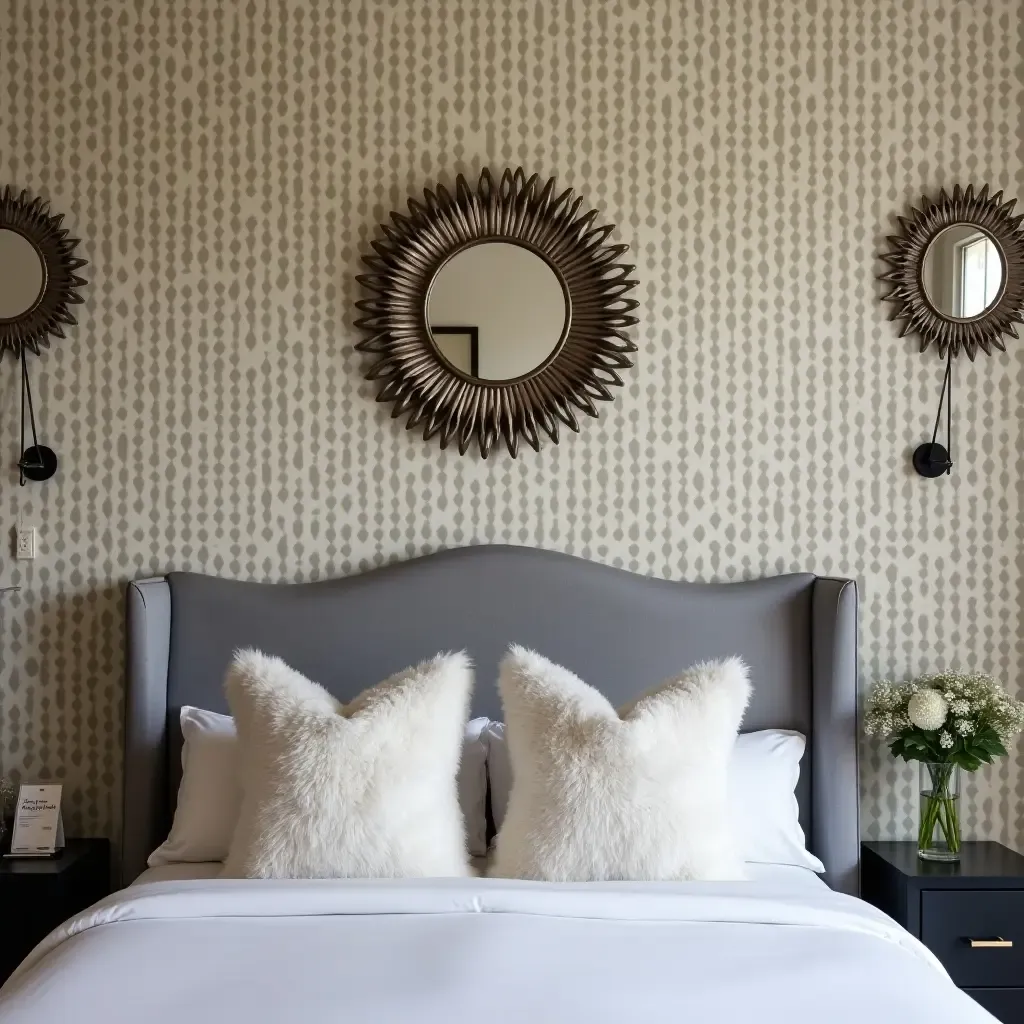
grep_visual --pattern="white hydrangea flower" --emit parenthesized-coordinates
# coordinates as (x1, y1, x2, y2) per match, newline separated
(955, 719, 973, 735)
(939, 730, 954, 749)
(908, 689, 948, 732)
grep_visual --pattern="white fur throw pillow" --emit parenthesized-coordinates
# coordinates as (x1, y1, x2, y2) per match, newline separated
(490, 647, 751, 882)
(223, 649, 473, 879)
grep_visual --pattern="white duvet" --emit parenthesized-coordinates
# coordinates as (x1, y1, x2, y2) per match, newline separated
(0, 870, 997, 1024)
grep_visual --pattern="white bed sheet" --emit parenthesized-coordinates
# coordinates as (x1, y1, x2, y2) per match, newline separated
(131, 856, 498, 884)
(0, 872, 996, 1024)
(131, 862, 224, 884)
(131, 859, 832, 890)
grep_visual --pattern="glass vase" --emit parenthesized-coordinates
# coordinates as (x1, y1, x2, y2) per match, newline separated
(918, 761, 961, 862)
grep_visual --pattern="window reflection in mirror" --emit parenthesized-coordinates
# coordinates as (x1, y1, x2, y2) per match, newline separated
(922, 225, 1004, 319)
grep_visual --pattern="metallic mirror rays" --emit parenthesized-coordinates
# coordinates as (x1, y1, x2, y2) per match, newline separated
(354, 167, 639, 458)
(0, 186, 89, 359)
(879, 184, 1024, 361)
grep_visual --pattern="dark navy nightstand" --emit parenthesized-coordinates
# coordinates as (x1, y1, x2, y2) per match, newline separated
(0, 838, 110, 986)
(862, 841, 1024, 1024)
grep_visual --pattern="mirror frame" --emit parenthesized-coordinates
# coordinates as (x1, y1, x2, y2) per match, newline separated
(879, 183, 1024, 360)
(0, 186, 88, 360)
(355, 168, 639, 457)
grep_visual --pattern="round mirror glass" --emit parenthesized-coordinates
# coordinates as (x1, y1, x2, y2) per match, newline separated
(0, 229, 45, 321)
(922, 224, 1004, 319)
(427, 242, 568, 381)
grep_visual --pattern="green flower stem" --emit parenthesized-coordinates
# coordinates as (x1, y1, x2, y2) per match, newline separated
(940, 796, 961, 853)
(919, 794, 942, 848)
(922, 796, 942, 847)
(921, 794, 937, 843)
(919, 763, 960, 855)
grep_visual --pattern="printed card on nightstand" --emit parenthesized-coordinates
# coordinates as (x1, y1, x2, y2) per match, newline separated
(7, 784, 65, 857)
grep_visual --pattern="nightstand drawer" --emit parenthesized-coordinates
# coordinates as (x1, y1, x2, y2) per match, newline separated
(921, 890, 1024, 987)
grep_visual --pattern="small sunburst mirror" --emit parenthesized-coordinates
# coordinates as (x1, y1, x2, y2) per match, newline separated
(879, 184, 1024, 478)
(0, 186, 88, 483)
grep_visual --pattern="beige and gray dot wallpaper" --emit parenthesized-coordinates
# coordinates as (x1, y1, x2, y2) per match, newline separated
(1, 0, 1023, 854)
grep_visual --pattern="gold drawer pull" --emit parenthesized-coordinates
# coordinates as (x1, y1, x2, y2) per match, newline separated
(969, 938, 1013, 949)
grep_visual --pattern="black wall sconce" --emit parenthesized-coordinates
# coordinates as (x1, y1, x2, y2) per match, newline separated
(879, 184, 1024, 478)
(0, 186, 88, 484)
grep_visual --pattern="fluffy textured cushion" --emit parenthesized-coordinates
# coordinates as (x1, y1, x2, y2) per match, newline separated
(484, 724, 823, 872)
(223, 649, 474, 879)
(149, 710, 491, 865)
(489, 647, 751, 882)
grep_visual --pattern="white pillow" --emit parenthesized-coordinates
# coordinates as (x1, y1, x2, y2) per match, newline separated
(147, 706, 240, 867)
(729, 730, 825, 873)
(489, 647, 750, 882)
(149, 708, 491, 868)
(223, 649, 473, 879)
(485, 724, 824, 873)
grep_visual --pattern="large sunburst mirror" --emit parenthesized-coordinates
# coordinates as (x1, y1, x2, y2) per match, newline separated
(355, 168, 639, 457)
(0, 186, 88, 483)
(879, 184, 1024, 478)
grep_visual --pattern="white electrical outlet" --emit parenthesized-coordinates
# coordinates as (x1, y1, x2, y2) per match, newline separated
(15, 525, 36, 560)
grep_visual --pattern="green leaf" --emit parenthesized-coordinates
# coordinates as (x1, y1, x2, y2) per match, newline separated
(951, 750, 982, 772)
(976, 737, 1007, 757)
(974, 725, 1002, 746)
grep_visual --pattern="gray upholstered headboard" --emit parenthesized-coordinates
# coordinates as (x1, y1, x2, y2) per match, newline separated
(123, 544, 859, 892)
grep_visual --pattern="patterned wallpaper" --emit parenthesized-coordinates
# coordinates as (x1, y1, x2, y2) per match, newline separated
(0, 0, 1023, 854)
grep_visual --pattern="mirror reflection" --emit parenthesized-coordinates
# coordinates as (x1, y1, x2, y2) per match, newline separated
(427, 242, 568, 381)
(0, 229, 45, 321)
(922, 224, 1004, 319)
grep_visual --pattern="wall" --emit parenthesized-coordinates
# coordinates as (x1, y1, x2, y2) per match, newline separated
(1, 0, 1023, 853)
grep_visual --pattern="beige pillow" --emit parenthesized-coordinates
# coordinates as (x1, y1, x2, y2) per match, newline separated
(223, 649, 473, 879)
(490, 647, 751, 882)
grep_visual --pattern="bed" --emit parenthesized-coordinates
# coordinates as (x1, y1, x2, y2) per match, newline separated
(0, 545, 998, 1022)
